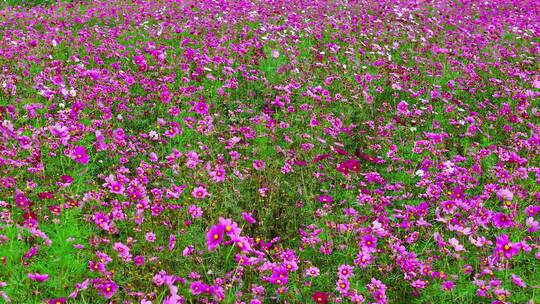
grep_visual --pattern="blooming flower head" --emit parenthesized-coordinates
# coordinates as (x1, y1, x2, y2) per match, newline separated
(71, 146, 89, 164)
(318, 195, 334, 204)
(361, 234, 377, 253)
(305, 266, 320, 277)
(441, 281, 455, 291)
(242, 212, 257, 224)
(145, 231, 156, 242)
(232, 236, 251, 252)
(94, 279, 118, 299)
(492, 212, 513, 229)
(188, 205, 203, 219)
(207, 224, 225, 251)
(411, 280, 426, 289)
(134, 255, 145, 266)
(511, 274, 526, 288)
(336, 278, 350, 294)
(48, 298, 66, 304)
(312, 291, 329, 304)
(193, 101, 209, 115)
(495, 234, 520, 259)
(253, 160, 266, 171)
(27, 273, 48, 282)
(218, 217, 241, 236)
(338, 264, 354, 279)
(192, 186, 209, 199)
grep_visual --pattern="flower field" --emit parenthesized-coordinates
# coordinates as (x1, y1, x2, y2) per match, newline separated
(0, 0, 539, 303)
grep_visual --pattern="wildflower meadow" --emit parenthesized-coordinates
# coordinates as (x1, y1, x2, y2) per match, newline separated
(0, 0, 539, 303)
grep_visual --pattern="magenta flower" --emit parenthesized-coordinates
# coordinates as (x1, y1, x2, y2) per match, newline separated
(109, 182, 124, 195)
(168, 234, 176, 251)
(253, 160, 265, 171)
(48, 298, 66, 304)
(338, 264, 354, 279)
(134, 255, 145, 267)
(192, 186, 209, 199)
(336, 278, 350, 294)
(89, 261, 105, 272)
(27, 273, 48, 282)
(71, 146, 89, 164)
(360, 234, 377, 253)
(206, 224, 225, 251)
(219, 217, 241, 236)
(441, 281, 455, 291)
(188, 205, 203, 219)
(193, 102, 209, 115)
(511, 274, 526, 288)
(318, 195, 333, 204)
(190, 281, 208, 295)
(242, 212, 256, 224)
(231, 236, 251, 252)
(94, 279, 118, 299)
(494, 234, 520, 259)
(492, 212, 513, 228)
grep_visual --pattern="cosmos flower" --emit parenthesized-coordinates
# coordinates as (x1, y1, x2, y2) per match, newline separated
(338, 264, 354, 279)
(206, 224, 225, 251)
(494, 234, 520, 259)
(336, 278, 350, 294)
(134, 255, 145, 266)
(94, 279, 118, 299)
(492, 212, 513, 229)
(27, 273, 48, 282)
(312, 291, 329, 304)
(360, 234, 377, 253)
(253, 160, 266, 171)
(192, 186, 209, 199)
(71, 146, 89, 164)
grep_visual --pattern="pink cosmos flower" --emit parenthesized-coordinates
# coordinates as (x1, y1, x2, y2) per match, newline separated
(494, 234, 520, 259)
(71, 146, 89, 164)
(338, 264, 354, 279)
(27, 273, 48, 282)
(492, 212, 513, 228)
(134, 255, 145, 266)
(206, 224, 225, 251)
(336, 278, 350, 294)
(360, 234, 377, 253)
(253, 160, 265, 171)
(192, 186, 209, 199)
(511, 274, 526, 287)
(94, 279, 118, 299)
(219, 217, 241, 236)
(441, 281, 455, 291)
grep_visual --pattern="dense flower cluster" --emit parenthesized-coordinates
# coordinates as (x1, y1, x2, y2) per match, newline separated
(0, 0, 538, 303)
